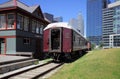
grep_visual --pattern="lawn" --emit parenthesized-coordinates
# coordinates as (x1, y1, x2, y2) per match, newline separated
(49, 48, 120, 79)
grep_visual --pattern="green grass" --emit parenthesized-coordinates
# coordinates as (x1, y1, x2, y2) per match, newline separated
(49, 48, 120, 79)
(43, 58, 53, 63)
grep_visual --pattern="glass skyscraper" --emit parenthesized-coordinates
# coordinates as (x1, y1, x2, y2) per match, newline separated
(87, 0, 110, 45)
(102, 0, 120, 48)
(113, 6, 120, 34)
(115, 0, 120, 1)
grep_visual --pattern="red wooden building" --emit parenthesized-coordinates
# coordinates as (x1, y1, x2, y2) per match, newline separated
(0, 0, 49, 59)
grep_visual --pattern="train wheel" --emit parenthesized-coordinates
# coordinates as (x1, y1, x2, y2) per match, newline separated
(64, 53, 72, 62)
(53, 53, 61, 62)
(79, 51, 83, 57)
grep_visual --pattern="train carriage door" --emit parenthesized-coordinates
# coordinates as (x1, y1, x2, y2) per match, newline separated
(0, 38, 5, 54)
(50, 28, 61, 52)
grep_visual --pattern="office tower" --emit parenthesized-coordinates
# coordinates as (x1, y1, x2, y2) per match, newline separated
(77, 13, 84, 36)
(102, 1, 120, 48)
(69, 18, 78, 30)
(69, 13, 84, 36)
(115, 0, 120, 1)
(54, 16, 63, 22)
(87, 0, 109, 45)
(43, 13, 54, 22)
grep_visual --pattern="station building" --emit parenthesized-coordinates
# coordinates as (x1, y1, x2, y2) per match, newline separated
(0, 0, 49, 59)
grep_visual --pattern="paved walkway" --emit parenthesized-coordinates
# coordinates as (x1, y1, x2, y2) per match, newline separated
(0, 55, 30, 64)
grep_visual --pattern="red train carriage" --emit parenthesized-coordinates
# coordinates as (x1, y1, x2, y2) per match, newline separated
(43, 22, 91, 60)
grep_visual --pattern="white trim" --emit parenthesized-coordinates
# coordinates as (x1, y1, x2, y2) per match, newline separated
(109, 34, 120, 48)
(7, 13, 15, 29)
(108, 1, 120, 8)
(44, 22, 71, 30)
(109, 34, 120, 36)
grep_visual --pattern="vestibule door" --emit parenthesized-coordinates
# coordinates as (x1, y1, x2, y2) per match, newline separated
(0, 38, 5, 54)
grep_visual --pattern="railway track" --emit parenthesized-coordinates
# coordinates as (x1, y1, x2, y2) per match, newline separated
(0, 61, 64, 79)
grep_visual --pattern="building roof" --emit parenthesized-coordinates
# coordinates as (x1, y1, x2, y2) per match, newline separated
(0, 0, 40, 13)
(108, 1, 120, 8)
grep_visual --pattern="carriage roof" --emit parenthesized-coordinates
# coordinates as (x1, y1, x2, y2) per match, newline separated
(44, 22, 86, 40)
(44, 22, 71, 30)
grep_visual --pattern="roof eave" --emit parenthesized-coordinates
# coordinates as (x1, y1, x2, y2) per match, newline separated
(0, 6, 17, 11)
(16, 7, 49, 25)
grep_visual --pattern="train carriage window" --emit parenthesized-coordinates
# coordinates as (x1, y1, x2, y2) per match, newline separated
(73, 35, 75, 41)
(73, 32, 76, 42)
(79, 38, 80, 46)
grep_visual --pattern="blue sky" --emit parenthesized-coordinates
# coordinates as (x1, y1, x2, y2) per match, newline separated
(0, 0, 114, 36)
(0, 0, 87, 22)
(0, 0, 115, 21)
(37, 0, 87, 22)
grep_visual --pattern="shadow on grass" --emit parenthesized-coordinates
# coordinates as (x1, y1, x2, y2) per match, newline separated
(42, 51, 89, 63)
(63, 51, 89, 63)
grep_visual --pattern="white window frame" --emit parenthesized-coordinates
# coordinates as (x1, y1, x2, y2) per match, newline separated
(7, 13, 15, 29)
(32, 20, 36, 33)
(40, 24, 43, 34)
(17, 14, 23, 30)
(36, 22, 40, 33)
(24, 16, 29, 31)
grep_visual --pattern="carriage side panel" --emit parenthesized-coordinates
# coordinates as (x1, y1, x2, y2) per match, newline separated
(43, 29, 49, 52)
(63, 28, 72, 53)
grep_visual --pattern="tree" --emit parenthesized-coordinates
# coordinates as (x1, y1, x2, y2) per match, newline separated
(99, 42, 103, 48)
(91, 43, 96, 49)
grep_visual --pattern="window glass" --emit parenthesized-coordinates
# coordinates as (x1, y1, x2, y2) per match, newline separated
(24, 16, 29, 31)
(0, 14, 6, 29)
(17, 14, 23, 30)
(40, 25, 43, 34)
(36, 22, 40, 33)
(23, 38, 31, 45)
(7, 14, 15, 28)
(32, 20, 36, 33)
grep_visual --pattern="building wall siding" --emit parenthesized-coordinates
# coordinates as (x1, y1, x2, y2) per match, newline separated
(0, 30, 16, 36)
(16, 30, 42, 38)
(6, 38, 16, 54)
(87, 0, 109, 45)
(16, 37, 36, 52)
